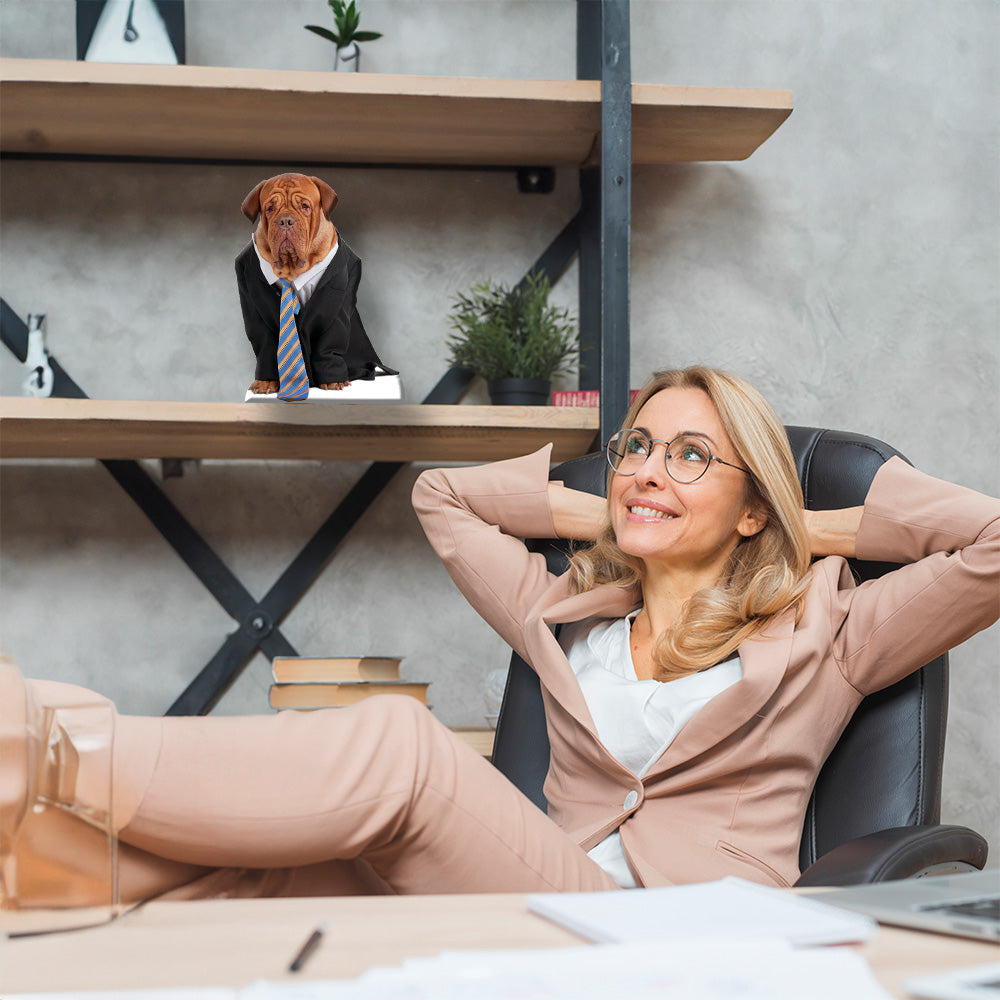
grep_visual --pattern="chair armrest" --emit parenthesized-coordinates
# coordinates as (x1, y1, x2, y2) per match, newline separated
(794, 824, 989, 886)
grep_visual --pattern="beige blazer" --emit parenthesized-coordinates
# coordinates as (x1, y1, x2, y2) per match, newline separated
(412, 446, 1000, 888)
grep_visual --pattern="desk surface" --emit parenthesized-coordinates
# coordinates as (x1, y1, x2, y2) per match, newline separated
(3, 893, 998, 997)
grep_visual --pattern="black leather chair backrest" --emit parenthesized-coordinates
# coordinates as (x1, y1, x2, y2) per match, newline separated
(491, 427, 948, 871)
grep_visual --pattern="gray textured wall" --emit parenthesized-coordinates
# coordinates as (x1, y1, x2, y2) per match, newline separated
(2, 1, 997, 851)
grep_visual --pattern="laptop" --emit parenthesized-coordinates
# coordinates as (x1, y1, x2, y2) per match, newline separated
(803, 869, 1000, 942)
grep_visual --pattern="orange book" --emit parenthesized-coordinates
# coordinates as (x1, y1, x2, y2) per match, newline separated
(271, 657, 402, 683)
(269, 681, 428, 709)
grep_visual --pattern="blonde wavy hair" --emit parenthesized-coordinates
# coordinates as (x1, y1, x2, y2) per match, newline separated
(566, 367, 812, 680)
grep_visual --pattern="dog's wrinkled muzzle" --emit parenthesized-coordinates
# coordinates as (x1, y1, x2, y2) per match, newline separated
(272, 230, 308, 275)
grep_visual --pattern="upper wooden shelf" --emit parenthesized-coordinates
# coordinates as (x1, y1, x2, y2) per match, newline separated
(0, 59, 792, 166)
(0, 397, 600, 462)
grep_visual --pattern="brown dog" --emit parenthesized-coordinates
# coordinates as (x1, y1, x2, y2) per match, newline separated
(240, 173, 350, 392)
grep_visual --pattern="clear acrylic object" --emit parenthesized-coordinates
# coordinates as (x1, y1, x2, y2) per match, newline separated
(1, 696, 119, 934)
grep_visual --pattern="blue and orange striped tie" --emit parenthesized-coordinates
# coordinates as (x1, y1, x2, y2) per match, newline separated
(276, 279, 309, 401)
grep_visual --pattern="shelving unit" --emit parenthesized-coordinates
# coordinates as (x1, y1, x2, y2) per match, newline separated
(0, 59, 792, 166)
(0, 398, 599, 463)
(1, 25, 792, 715)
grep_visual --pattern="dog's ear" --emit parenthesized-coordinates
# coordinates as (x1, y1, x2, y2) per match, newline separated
(241, 181, 266, 223)
(310, 176, 339, 217)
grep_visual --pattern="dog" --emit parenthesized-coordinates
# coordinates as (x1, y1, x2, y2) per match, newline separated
(236, 173, 396, 395)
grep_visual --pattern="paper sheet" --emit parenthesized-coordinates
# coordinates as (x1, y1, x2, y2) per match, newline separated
(527, 875, 877, 946)
(11, 939, 893, 1000)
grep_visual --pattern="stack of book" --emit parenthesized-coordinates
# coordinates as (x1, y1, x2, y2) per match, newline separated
(269, 656, 429, 710)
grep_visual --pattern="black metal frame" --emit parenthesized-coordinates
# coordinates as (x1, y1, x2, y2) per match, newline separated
(516, 0, 632, 442)
(580, 0, 632, 443)
(1, 299, 475, 715)
(1, 1, 632, 714)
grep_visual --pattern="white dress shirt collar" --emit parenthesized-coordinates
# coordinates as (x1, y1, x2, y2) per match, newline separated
(252, 237, 339, 305)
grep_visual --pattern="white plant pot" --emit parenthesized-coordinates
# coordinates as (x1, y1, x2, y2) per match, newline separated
(335, 42, 360, 72)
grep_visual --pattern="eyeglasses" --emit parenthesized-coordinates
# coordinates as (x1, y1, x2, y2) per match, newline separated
(606, 429, 750, 484)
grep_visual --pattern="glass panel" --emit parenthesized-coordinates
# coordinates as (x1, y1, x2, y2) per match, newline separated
(1, 697, 119, 936)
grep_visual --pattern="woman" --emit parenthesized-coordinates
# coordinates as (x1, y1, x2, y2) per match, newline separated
(2, 367, 997, 906)
(413, 366, 999, 889)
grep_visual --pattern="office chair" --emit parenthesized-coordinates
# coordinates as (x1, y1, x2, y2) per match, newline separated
(491, 427, 989, 886)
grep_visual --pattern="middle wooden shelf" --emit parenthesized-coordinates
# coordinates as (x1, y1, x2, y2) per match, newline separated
(0, 397, 601, 462)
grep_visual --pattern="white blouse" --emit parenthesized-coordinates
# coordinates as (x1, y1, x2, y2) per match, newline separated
(559, 615, 743, 888)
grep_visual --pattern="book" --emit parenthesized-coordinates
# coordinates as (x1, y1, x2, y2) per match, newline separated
(527, 877, 876, 947)
(551, 389, 641, 407)
(271, 656, 402, 683)
(269, 680, 429, 709)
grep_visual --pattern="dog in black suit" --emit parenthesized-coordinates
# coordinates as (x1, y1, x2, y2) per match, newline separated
(236, 173, 396, 394)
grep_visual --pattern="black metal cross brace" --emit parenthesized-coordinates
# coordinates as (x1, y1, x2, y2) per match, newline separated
(1, 194, 615, 714)
(1, 298, 477, 715)
(1, 184, 582, 715)
(0, 204, 572, 715)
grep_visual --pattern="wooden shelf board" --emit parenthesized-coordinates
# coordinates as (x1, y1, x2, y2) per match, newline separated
(1, 59, 792, 166)
(0, 398, 600, 462)
(450, 726, 496, 758)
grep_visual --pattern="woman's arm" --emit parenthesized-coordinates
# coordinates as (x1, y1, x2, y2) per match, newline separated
(547, 482, 606, 541)
(412, 447, 567, 660)
(819, 457, 1000, 694)
(803, 506, 864, 558)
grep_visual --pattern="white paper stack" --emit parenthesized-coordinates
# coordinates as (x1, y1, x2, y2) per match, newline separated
(8, 942, 894, 1000)
(527, 875, 876, 947)
(252, 938, 892, 1000)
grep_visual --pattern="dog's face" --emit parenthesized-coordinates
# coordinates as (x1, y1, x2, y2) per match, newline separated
(241, 173, 338, 280)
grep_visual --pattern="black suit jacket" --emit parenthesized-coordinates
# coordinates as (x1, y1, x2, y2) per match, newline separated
(235, 240, 397, 385)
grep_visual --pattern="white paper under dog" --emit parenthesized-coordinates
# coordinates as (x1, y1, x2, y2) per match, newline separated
(244, 374, 403, 403)
(528, 876, 876, 947)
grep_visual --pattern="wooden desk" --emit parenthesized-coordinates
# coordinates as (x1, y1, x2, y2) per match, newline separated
(2, 894, 997, 997)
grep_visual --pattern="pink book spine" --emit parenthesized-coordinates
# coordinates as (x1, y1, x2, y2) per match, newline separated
(551, 390, 640, 407)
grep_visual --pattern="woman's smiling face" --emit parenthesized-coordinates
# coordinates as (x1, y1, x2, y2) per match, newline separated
(609, 387, 766, 581)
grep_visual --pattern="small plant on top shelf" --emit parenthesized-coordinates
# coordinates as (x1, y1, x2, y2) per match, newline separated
(446, 272, 579, 405)
(305, 0, 382, 71)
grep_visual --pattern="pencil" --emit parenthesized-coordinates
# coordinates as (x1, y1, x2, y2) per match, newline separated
(288, 922, 326, 973)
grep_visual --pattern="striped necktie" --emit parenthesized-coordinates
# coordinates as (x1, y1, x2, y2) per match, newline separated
(276, 279, 310, 401)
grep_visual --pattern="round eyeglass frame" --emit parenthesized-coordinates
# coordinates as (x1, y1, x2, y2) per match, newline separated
(605, 429, 750, 484)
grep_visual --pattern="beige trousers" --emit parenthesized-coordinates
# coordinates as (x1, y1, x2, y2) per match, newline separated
(11, 675, 616, 904)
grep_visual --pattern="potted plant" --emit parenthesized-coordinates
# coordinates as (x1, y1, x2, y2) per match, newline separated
(305, 0, 382, 72)
(446, 272, 579, 405)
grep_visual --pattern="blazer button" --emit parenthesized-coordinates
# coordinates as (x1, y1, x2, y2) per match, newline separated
(623, 790, 639, 811)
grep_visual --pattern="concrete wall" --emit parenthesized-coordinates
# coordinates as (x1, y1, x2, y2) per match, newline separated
(2, 1, 997, 850)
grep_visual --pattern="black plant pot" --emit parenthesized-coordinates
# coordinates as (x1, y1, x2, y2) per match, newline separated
(487, 377, 551, 405)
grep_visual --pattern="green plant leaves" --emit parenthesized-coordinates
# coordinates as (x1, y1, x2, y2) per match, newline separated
(446, 272, 579, 382)
(306, 0, 381, 47)
(305, 24, 342, 45)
